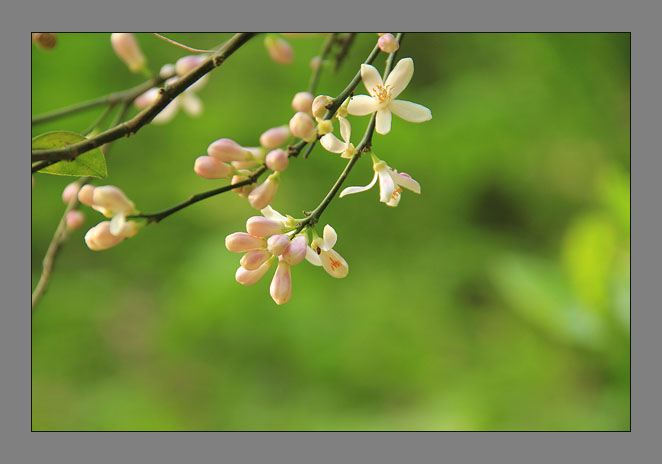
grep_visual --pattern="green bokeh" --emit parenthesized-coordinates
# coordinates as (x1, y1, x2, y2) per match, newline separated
(32, 33, 630, 431)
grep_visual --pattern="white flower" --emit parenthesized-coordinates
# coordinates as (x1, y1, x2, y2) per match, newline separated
(305, 225, 348, 278)
(260, 206, 297, 229)
(320, 117, 357, 159)
(347, 57, 431, 135)
(339, 154, 420, 207)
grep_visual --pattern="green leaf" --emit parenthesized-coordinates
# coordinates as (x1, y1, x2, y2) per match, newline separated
(32, 131, 107, 178)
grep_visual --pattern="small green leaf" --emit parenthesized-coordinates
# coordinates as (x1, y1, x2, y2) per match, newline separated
(32, 131, 107, 178)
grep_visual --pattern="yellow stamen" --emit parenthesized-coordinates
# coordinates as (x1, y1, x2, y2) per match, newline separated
(371, 84, 393, 104)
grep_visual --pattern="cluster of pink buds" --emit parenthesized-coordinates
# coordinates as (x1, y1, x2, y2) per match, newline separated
(61, 182, 85, 230)
(77, 185, 140, 251)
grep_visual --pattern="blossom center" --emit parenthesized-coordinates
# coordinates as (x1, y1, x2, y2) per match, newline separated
(371, 84, 393, 105)
(329, 257, 342, 270)
(391, 187, 403, 201)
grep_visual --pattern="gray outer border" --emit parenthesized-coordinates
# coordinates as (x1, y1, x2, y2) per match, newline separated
(5, 0, 655, 462)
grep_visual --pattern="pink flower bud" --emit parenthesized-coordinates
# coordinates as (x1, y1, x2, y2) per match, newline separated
(289, 112, 316, 141)
(92, 186, 134, 214)
(240, 249, 272, 271)
(66, 210, 85, 230)
(84, 221, 124, 251)
(134, 88, 159, 109)
(78, 185, 95, 207)
(236, 259, 274, 286)
(267, 234, 290, 256)
(270, 260, 292, 305)
(62, 182, 81, 204)
(265, 149, 289, 172)
(225, 232, 266, 253)
(264, 36, 293, 64)
(259, 126, 290, 150)
(160, 63, 176, 79)
(312, 95, 333, 120)
(282, 235, 308, 265)
(248, 173, 280, 210)
(291, 91, 314, 114)
(231, 174, 255, 198)
(310, 55, 322, 70)
(231, 159, 259, 170)
(207, 138, 252, 162)
(194, 156, 233, 179)
(175, 55, 206, 76)
(378, 33, 399, 53)
(246, 216, 284, 237)
(110, 33, 146, 73)
(246, 147, 266, 162)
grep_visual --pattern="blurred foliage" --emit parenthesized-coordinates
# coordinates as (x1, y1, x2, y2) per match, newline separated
(32, 33, 630, 431)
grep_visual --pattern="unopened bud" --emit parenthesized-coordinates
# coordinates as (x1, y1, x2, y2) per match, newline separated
(110, 33, 146, 73)
(62, 182, 81, 204)
(265, 149, 289, 172)
(291, 92, 314, 114)
(231, 174, 254, 198)
(160, 63, 176, 79)
(310, 55, 322, 70)
(175, 55, 206, 76)
(92, 186, 135, 214)
(32, 33, 57, 50)
(225, 232, 266, 253)
(236, 259, 274, 286)
(378, 33, 399, 53)
(259, 126, 290, 150)
(66, 210, 85, 230)
(246, 216, 284, 237)
(194, 156, 233, 179)
(289, 112, 316, 142)
(134, 88, 159, 110)
(267, 234, 290, 256)
(264, 36, 293, 64)
(78, 185, 95, 207)
(231, 159, 259, 170)
(85, 221, 125, 251)
(247, 173, 280, 210)
(240, 249, 272, 271)
(312, 95, 333, 120)
(282, 235, 308, 265)
(270, 260, 292, 305)
(207, 138, 252, 162)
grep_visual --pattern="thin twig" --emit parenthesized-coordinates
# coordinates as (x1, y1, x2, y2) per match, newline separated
(151, 33, 217, 53)
(308, 33, 338, 95)
(31, 33, 257, 165)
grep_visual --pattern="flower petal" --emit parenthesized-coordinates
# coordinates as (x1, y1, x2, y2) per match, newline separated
(181, 93, 203, 117)
(392, 171, 421, 194)
(339, 171, 379, 198)
(385, 57, 414, 99)
(360, 64, 384, 97)
(389, 99, 432, 123)
(321, 224, 337, 251)
(320, 249, 348, 278)
(378, 168, 396, 204)
(109, 213, 126, 236)
(152, 99, 179, 124)
(305, 246, 322, 266)
(339, 117, 351, 143)
(260, 206, 288, 224)
(386, 192, 402, 207)
(347, 95, 378, 116)
(320, 133, 346, 154)
(375, 109, 392, 135)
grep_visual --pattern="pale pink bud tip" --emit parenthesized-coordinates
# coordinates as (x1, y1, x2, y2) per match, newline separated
(134, 88, 159, 109)
(265, 149, 289, 172)
(236, 259, 274, 286)
(175, 55, 206, 76)
(225, 232, 266, 253)
(248, 174, 280, 210)
(378, 33, 399, 53)
(267, 234, 290, 257)
(207, 138, 252, 162)
(110, 33, 146, 73)
(92, 186, 134, 214)
(312, 95, 333, 120)
(246, 216, 284, 237)
(265, 36, 293, 64)
(291, 92, 314, 114)
(289, 112, 316, 141)
(78, 185, 95, 207)
(240, 250, 272, 271)
(66, 210, 85, 230)
(270, 260, 292, 305)
(260, 126, 290, 150)
(282, 235, 308, 265)
(194, 156, 233, 179)
(85, 221, 124, 251)
(62, 182, 81, 204)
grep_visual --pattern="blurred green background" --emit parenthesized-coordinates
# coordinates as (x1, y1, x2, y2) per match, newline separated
(31, 33, 630, 431)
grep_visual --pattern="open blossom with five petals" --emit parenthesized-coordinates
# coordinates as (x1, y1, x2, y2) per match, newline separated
(320, 117, 357, 159)
(305, 225, 349, 278)
(347, 57, 431, 135)
(340, 154, 421, 207)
